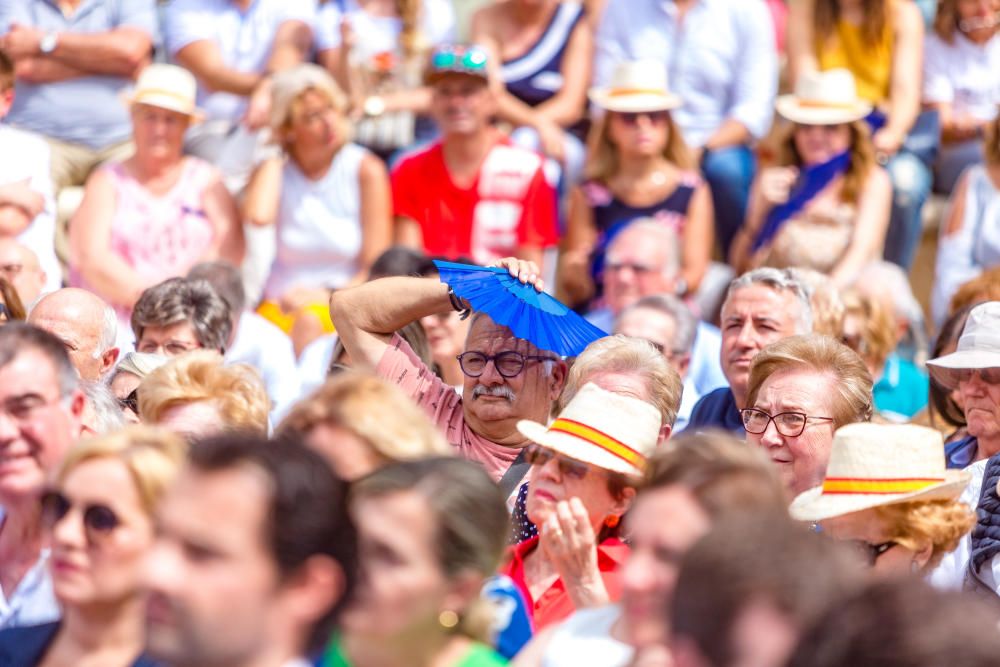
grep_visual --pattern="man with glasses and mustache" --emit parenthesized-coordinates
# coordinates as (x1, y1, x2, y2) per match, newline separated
(330, 257, 567, 483)
(0, 324, 85, 629)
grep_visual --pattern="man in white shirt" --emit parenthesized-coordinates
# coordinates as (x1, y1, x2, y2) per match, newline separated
(163, 0, 315, 192)
(594, 0, 778, 256)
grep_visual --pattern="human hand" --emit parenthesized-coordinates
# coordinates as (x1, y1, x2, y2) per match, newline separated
(535, 119, 566, 164)
(538, 498, 601, 586)
(1, 23, 43, 59)
(760, 167, 798, 206)
(490, 257, 544, 292)
(243, 78, 273, 131)
(339, 16, 356, 52)
(0, 179, 44, 218)
(872, 127, 903, 161)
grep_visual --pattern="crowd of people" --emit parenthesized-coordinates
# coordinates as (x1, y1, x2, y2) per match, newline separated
(0, 0, 1000, 665)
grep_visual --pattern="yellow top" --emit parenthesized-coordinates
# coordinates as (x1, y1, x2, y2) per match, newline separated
(816, 4, 895, 104)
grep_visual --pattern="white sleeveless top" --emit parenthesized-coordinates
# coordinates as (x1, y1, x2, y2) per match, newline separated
(264, 143, 368, 300)
(542, 605, 634, 667)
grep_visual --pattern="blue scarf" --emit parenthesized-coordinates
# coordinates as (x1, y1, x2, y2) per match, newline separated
(751, 151, 852, 253)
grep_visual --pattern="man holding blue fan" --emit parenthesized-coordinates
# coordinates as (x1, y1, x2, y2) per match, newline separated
(329, 258, 568, 483)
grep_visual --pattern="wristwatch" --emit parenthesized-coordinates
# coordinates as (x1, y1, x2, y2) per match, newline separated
(39, 32, 58, 54)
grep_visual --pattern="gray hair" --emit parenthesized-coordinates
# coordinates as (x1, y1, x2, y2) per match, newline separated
(108, 351, 170, 387)
(80, 380, 126, 434)
(607, 218, 681, 279)
(724, 268, 813, 333)
(0, 323, 78, 397)
(130, 278, 232, 353)
(618, 293, 698, 353)
(560, 334, 682, 427)
(187, 261, 247, 315)
(95, 303, 118, 359)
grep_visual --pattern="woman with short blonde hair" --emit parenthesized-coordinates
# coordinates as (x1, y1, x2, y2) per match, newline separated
(276, 372, 451, 480)
(138, 350, 269, 438)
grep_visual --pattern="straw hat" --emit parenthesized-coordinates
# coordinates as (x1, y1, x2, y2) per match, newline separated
(927, 301, 1000, 379)
(589, 60, 681, 113)
(790, 423, 970, 523)
(516, 382, 660, 478)
(126, 64, 203, 120)
(775, 68, 872, 125)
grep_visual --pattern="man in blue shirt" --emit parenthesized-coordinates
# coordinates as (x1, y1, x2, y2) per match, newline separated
(685, 268, 813, 433)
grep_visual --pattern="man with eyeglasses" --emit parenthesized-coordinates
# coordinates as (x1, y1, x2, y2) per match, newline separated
(330, 257, 568, 483)
(0, 324, 85, 629)
(0, 239, 46, 307)
(391, 44, 558, 271)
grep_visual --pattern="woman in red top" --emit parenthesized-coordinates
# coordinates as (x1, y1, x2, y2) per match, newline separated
(500, 383, 660, 631)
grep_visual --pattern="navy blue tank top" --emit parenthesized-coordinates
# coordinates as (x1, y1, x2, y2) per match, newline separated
(501, 3, 585, 109)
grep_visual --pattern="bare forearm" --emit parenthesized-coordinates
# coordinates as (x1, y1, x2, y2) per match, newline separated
(0, 207, 31, 236)
(48, 30, 150, 77)
(15, 56, 88, 83)
(331, 277, 451, 335)
(76, 255, 150, 308)
(704, 119, 751, 151)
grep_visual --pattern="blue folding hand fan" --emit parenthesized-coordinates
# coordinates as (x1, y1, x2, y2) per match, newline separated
(433, 260, 608, 357)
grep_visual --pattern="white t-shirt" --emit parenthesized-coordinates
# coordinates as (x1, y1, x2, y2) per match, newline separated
(227, 311, 302, 422)
(542, 604, 634, 667)
(314, 0, 455, 58)
(929, 458, 985, 591)
(164, 0, 317, 121)
(0, 126, 60, 295)
(924, 32, 1000, 122)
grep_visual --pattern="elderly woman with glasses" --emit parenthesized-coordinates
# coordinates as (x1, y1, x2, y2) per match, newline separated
(499, 383, 659, 632)
(0, 426, 186, 666)
(742, 334, 874, 499)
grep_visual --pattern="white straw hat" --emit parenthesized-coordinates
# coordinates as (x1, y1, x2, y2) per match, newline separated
(927, 302, 1000, 385)
(589, 60, 682, 113)
(775, 68, 872, 125)
(126, 64, 203, 120)
(790, 423, 970, 523)
(517, 382, 660, 478)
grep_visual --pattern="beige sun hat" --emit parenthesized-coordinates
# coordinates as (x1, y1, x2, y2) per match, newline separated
(126, 64, 203, 120)
(517, 382, 660, 478)
(790, 423, 970, 523)
(926, 302, 1000, 387)
(775, 68, 872, 125)
(589, 60, 682, 113)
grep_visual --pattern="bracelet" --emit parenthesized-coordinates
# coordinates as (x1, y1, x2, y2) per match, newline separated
(448, 288, 472, 320)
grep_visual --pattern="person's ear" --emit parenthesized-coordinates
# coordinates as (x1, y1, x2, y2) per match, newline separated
(101, 347, 120, 376)
(439, 569, 484, 627)
(658, 423, 672, 445)
(280, 554, 346, 629)
(913, 541, 934, 571)
(548, 360, 568, 400)
(611, 485, 637, 518)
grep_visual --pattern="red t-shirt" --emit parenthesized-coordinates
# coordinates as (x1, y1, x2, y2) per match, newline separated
(499, 535, 629, 632)
(391, 137, 559, 264)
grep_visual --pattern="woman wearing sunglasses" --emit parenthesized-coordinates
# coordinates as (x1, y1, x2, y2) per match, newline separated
(791, 422, 973, 577)
(557, 60, 712, 308)
(730, 68, 891, 287)
(499, 383, 659, 632)
(0, 425, 186, 666)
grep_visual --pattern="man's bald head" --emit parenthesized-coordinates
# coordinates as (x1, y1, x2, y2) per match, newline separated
(0, 239, 45, 306)
(28, 288, 119, 381)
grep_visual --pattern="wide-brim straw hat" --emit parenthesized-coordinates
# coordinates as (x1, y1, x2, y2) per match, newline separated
(517, 382, 660, 478)
(927, 302, 1000, 387)
(125, 63, 204, 121)
(790, 423, 970, 523)
(775, 68, 872, 125)
(589, 60, 681, 113)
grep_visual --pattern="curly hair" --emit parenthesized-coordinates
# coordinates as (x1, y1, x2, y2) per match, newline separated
(874, 499, 975, 569)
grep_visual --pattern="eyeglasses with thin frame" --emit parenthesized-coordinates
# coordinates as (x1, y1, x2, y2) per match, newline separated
(136, 339, 202, 357)
(740, 408, 835, 437)
(40, 490, 121, 544)
(524, 443, 591, 480)
(843, 539, 898, 567)
(456, 350, 556, 378)
(931, 366, 1000, 391)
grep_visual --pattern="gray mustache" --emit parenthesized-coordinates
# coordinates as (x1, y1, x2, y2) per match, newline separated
(472, 384, 516, 401)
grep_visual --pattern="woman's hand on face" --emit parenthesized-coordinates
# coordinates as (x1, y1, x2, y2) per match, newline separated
(490, 257, 544, 292)
(760, 167, 798, 206)
(539, 498, 601, 584)
(243, 80, 273, 131)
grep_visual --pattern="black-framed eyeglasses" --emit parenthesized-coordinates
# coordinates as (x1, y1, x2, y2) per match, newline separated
(456, 351, 556, 378)
(40, 490, 121, 544)
(740, 408, 835, 437)
(615, 110, 670, 125)
(117, 388, 138, 414)
(844, 539, 898, 567)
(524, 443, 591, 480)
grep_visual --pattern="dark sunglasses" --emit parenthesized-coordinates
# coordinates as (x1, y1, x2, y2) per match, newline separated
(524, 443, 591, 480)
(40, 491, 121, 543)
(930, 366, 1000, 390)
(117, 388, 139, 414)
(615, 110, 670, 125)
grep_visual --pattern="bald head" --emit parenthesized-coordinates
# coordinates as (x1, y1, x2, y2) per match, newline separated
(0, 239, 45, 306)
(603, 219, 681, 315)
(28, 288, 119, 381)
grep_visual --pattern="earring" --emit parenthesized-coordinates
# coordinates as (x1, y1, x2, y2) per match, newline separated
(604, 515, 620, 528)
(438, 610, 459, 629)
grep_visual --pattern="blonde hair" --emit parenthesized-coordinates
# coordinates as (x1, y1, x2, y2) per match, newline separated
(874, 499, 975, 569)
(950, 267, 1000, 314)
(841, 288, 897, 369)
(269, 64, 351, 148)
(747, 334, 874, 427)
(779, 119, 876, 204)
(560, 335, 682, 427)
(138, 351, 270, 435)
(56, 425, 187, 516)
(277, 372, 451, 462)
(585, 111, 694, 183)
(787, 268, 845, 339)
